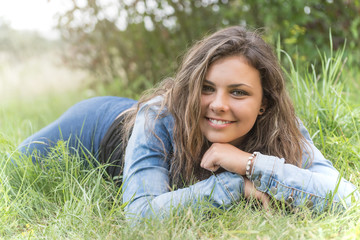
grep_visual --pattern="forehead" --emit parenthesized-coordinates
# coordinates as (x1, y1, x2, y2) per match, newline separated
(205, 55, 261, 85)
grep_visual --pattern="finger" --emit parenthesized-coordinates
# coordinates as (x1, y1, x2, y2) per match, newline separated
(200, 153, 211, 169)
(200, 150, 210, 168)
(200, 147, 220, 171)
(201, 160, 220, 172)
(260, 193, 270, 211)
(244, 179, 270, 210)
(253, 190, 270, 210)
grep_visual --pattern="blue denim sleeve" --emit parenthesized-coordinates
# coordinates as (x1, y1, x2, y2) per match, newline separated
(250, 122, 359, 211)
(122, 99, 245, 220)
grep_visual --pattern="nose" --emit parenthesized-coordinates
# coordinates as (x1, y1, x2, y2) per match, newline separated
(209, 92, 229, 113)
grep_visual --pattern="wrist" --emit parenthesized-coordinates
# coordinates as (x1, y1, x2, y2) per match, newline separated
(245, 152, 258, 179)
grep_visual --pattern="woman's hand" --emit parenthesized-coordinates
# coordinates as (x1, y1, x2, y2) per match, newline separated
(244, 177, 270, 210)
(201, 143, 270, 209)
(200, 143, 251, 175)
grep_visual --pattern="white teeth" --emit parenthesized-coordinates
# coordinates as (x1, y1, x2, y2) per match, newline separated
(209, 119, 231, 125)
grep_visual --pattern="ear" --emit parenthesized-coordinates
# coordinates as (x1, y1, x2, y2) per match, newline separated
(258, 107, 265, 115)
(258, 98, 267, 115)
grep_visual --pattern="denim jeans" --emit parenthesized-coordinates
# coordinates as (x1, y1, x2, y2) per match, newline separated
(18, 96, 137, 163)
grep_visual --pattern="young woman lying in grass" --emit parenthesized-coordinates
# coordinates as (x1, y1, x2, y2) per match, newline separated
(19, 26, 359, 221)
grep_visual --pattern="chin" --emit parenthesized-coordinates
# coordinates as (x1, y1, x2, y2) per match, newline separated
(206, 136, 233, 144)
(205, 134, 244, 146)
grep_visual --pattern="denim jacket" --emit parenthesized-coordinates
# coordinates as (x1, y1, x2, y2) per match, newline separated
(123, 96, 359, 219)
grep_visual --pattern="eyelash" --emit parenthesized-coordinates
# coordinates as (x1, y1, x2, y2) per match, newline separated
(202, 85, 214, 93)
(202, 85, 248, 97)
(231, 89, 248, 96)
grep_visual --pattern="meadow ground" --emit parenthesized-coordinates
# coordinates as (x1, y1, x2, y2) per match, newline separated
(0, 48, 359, 239)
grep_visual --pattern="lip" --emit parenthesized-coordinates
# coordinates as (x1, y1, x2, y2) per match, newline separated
(206, 117, 235, 129)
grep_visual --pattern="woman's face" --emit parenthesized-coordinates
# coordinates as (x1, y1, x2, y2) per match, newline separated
(199, 55, 265, 146)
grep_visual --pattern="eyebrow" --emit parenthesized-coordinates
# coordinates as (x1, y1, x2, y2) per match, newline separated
(203, 79, 251, 88)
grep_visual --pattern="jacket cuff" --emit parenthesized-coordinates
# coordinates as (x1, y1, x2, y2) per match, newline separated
(250, 152, 282, 191)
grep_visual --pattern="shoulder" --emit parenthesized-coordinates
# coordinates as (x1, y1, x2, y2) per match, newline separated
(127, 96, 175, 155)
(138, 96, 173, 120)
(139, 96, 165, 112)
(135, 96, 175, 135)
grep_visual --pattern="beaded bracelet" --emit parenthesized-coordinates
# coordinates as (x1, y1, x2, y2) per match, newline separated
(245, 152, 257, 179)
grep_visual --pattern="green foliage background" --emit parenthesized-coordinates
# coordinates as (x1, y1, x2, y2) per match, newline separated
(57, 0, 360, 93)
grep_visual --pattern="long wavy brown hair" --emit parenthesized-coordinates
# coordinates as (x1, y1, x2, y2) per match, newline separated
(121, 26, 311, 188)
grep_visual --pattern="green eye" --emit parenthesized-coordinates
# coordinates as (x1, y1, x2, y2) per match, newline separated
(231, 90, 248, 96)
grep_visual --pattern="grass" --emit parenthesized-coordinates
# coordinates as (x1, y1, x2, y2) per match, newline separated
(1, 49, 360, 239)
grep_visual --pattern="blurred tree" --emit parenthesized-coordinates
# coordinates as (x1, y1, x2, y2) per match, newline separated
(56, 0, 360, 92)
(58, 0, 229, 88)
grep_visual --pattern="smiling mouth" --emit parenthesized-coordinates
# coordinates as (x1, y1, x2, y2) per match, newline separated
(207, 118, 234, 125)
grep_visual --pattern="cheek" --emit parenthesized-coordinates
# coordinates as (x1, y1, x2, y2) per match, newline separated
(233, 100, 260, 116)
(200, 96, 209, 112)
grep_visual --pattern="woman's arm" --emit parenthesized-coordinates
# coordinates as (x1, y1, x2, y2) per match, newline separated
(122, 99, 246, 220)
(201, 122, 359, 211)
(250, 122, 359, 211)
